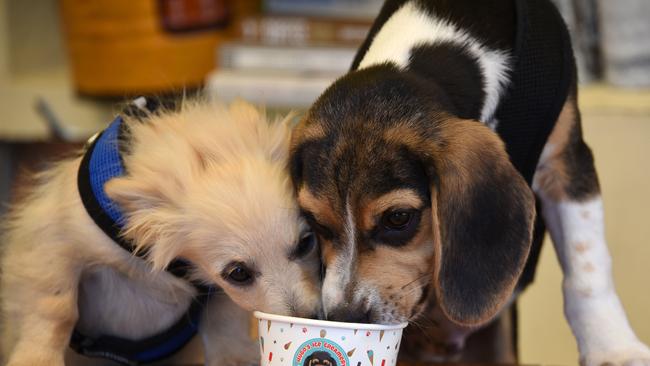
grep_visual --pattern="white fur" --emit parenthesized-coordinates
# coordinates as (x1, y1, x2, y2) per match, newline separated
(76, 265, 194, 341)
(0, 100, 322, 366)
(321, 261, 345, 318)
(357, 1, 511, 124)
(322, 201, 357, 317)
(132, 96, 147, 110)
(533, 149, 650, 365)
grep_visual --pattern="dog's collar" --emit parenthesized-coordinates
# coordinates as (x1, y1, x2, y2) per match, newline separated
(75, 98, 215, 365)
(77, 98, 197, 278)
(78, 115, 131, 250)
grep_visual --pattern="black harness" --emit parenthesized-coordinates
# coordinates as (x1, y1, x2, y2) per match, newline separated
(494, 0, 574, 288)
(74, 98, 216, 365)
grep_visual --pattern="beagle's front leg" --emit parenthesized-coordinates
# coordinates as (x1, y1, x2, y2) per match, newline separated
(533, 95, 650, 366)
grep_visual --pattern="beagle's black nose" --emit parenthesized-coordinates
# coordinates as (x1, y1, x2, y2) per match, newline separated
(327, 307, 371, 323)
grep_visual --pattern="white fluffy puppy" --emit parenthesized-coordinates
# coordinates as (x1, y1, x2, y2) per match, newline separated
(1, 99, 321, 366)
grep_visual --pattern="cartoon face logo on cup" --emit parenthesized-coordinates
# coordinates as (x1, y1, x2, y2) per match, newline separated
(304, 351, 337, 366)
(294, 338, 349, 366)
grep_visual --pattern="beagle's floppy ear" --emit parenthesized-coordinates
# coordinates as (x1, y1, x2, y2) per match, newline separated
(398, 118, 535, 326)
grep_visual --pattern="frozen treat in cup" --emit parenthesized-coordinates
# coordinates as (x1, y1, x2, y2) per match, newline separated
(254, 311, 407, 366)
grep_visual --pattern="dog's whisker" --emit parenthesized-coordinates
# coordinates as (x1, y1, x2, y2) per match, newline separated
(409, 319, 438, 345)
(399, 271, 433, 290)
(403, 285, 426, 297)
(410, 313, 440, 330)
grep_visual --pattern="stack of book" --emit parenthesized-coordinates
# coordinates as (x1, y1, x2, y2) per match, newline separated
(206, 0, 382, 108)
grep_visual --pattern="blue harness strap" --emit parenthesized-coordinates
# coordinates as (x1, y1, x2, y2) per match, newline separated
(75, 100, 216, 365)
(69, 289, 211, 365)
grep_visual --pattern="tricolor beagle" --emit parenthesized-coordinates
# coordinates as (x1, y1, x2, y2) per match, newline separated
(289, 0, 650, 364)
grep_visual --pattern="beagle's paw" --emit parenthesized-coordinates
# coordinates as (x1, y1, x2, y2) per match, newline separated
(565, 288, 650, 366)
(580, 342, 650, 366)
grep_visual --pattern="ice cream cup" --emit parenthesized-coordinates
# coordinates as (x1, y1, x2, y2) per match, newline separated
(254, 311, 408, 366)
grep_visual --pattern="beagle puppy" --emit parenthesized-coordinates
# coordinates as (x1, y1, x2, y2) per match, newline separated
(289, 0, 650, 364)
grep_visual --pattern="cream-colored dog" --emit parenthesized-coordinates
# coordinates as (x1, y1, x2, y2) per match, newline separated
(1, 99, 321, 366)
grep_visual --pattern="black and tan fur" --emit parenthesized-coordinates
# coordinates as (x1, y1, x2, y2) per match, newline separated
(290, 0, 650, 364)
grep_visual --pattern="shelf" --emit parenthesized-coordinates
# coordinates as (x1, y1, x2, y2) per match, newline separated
(1, 67, 647, 144)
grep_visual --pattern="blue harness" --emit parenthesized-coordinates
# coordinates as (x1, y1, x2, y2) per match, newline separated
(75, 100, 215, 365)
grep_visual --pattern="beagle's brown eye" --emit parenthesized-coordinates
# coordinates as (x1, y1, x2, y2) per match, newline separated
(374, 209, 421, 246)
(223, 262, 254, 286)
(382, 210, 413, 230)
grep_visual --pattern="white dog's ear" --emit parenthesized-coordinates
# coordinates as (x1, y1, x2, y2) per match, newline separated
(228, 99, 262, 121)
(228, 99, 293, 163)
(104, 177, 164, 213)
(104, 177, 185, 271)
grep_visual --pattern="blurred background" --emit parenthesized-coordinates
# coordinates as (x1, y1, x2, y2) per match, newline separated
(0, 0, 648, 365)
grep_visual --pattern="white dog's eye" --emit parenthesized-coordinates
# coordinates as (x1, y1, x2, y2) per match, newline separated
(292, 232, 317, 259)
(223, 262, 254, 286)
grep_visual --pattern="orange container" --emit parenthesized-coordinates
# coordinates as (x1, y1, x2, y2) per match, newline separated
(60, 0, 234, 96)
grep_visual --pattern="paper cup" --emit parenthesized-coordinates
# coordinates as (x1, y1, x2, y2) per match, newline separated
(254, 311, 407, 366)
